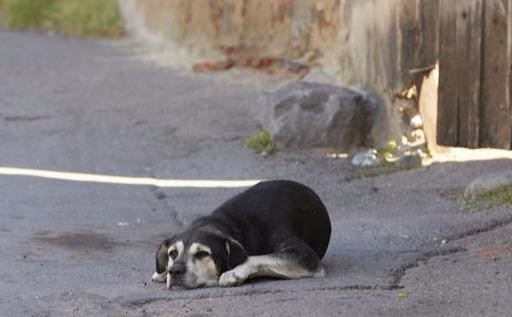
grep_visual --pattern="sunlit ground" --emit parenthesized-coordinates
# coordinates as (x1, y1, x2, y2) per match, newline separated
(432, 148, 512, 163)
(0, 167, 262, 188)
(0, 148, 510, 188)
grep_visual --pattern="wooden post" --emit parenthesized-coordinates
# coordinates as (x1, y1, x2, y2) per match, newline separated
(480, 0, 511, 149)
(509, 0, 512, 149)
(419, 0, 440, 67)
(437, 0, 483, 148)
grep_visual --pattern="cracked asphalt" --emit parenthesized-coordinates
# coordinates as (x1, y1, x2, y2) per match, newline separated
(1, 29, 511, 317)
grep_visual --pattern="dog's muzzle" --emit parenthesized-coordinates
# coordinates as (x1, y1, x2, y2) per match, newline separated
(167, 262, 198, 289)
(169, 262, 186, 279)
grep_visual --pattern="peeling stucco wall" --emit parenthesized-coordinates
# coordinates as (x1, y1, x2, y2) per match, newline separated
(120, 0, 340, 59)
(120, 0, 422, 95)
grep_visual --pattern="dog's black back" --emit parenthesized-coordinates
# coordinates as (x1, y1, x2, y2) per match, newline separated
(209, 180, 331, 258)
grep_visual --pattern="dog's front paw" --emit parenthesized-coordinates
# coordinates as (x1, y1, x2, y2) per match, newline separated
(219, 267, 249, 287)
(152, 272, 167, 283)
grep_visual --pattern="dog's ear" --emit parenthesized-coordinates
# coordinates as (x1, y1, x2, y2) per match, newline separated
(155, 239, 170, 274)
(225, 238, 248, 269)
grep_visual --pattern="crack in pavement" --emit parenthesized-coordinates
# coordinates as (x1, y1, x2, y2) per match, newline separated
(387, 215, 512, 288)
(442, 217, 512, 243)
(149, 186, 184, 227)
(387, 246, 467, 289)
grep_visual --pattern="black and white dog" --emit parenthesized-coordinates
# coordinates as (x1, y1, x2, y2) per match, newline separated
(152, 180, 331, 289)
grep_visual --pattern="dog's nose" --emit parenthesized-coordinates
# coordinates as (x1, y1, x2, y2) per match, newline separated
(169, 264, 186, 277)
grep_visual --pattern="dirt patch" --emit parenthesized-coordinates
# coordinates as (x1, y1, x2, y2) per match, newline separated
(475, 240, 512, 259)
(32, 231, 126, 253)
(2, 115, 52, 122)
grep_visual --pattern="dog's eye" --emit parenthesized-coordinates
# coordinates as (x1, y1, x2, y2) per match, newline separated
(169, 250, 178, 259)
(194, 251, 210, 260)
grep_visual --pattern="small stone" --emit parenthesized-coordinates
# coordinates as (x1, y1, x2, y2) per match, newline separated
(398, 290, 408, 299)
(351, 150, 380, 167)
(400, 135, 410, 146)
(409, 129, 426, 144)
(409, 114, 423, 129)
(401, 85, 417, 99)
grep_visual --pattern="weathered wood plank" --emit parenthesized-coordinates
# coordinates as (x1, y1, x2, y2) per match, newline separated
(437, 0, 483, 148)
(419, 0, 440, 67)
(416, 0, 439, 99)
(456, 0, 483, 148)
(510, 0, 512, 149)
(437, 0, 462, 146)
(480, 0, 511, 149)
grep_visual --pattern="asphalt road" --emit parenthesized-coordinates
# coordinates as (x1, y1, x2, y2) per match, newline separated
(1, 29, 511, 317)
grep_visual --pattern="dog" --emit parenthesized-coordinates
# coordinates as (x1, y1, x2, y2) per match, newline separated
(152, 180, 331, 289)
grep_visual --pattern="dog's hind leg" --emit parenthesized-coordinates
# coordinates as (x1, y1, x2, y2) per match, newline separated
(219, 239, 324, 287)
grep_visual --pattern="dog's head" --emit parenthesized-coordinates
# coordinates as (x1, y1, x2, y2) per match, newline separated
(152, 228, 248, 289)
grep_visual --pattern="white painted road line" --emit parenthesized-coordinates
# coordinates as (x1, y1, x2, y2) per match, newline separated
(0, 167, 262, 188)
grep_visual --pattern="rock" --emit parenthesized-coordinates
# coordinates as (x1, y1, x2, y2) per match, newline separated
(260, 82, 389, 151)
(403, 129, 427, 148)
(409, 114, 423, 129)
(464, 172, 512, 199)
(409, 129, 426, 144)
(350, 150, 380, 167)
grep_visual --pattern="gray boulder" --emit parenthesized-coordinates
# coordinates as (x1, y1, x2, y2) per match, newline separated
(260, 82, 389, 151)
